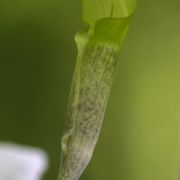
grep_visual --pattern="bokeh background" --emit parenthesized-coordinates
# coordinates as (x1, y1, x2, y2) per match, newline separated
(0, 0, 180, 179)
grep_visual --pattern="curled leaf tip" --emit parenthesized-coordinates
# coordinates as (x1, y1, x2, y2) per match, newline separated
(82, 0, 137, 29)
(81, 0, 137, 47)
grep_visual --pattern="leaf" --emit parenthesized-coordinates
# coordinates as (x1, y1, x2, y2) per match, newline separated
(83, 0, 136, 28)
(78, 0, 137, 47)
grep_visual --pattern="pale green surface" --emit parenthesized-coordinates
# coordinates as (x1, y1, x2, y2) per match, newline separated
(81, 0, 136, 47)
(59, 0, 136, 179)
(83, 0, 136, 28)
(0, 0, 180, 180)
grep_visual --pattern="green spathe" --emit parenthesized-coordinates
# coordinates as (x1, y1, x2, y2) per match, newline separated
(90, 17, 131, 47)
(58, 0, 136, 179)
(83, 0, 136, 28)
(81, 0, 136, 47)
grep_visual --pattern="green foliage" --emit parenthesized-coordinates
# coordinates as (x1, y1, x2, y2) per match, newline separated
(79, 0, 136, 47)
(83, 0, 136, 29)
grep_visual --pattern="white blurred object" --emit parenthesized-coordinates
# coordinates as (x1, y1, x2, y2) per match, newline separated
(0, 142, 48, 180)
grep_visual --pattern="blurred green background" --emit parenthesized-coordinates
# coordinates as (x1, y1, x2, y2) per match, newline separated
(0, 0, 180, 179)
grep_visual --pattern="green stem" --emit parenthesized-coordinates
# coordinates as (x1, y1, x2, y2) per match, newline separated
(58, 41, 120, 180)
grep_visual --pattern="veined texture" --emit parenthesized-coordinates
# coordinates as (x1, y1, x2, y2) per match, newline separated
(58, 0, 136, 179)
(58, 43, 120, 180)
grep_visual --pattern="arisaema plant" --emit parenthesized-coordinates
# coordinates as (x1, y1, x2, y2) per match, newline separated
(58, 0, 136, 179)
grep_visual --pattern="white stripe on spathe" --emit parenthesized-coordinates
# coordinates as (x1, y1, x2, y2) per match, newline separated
(0, 142, 48, 180)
